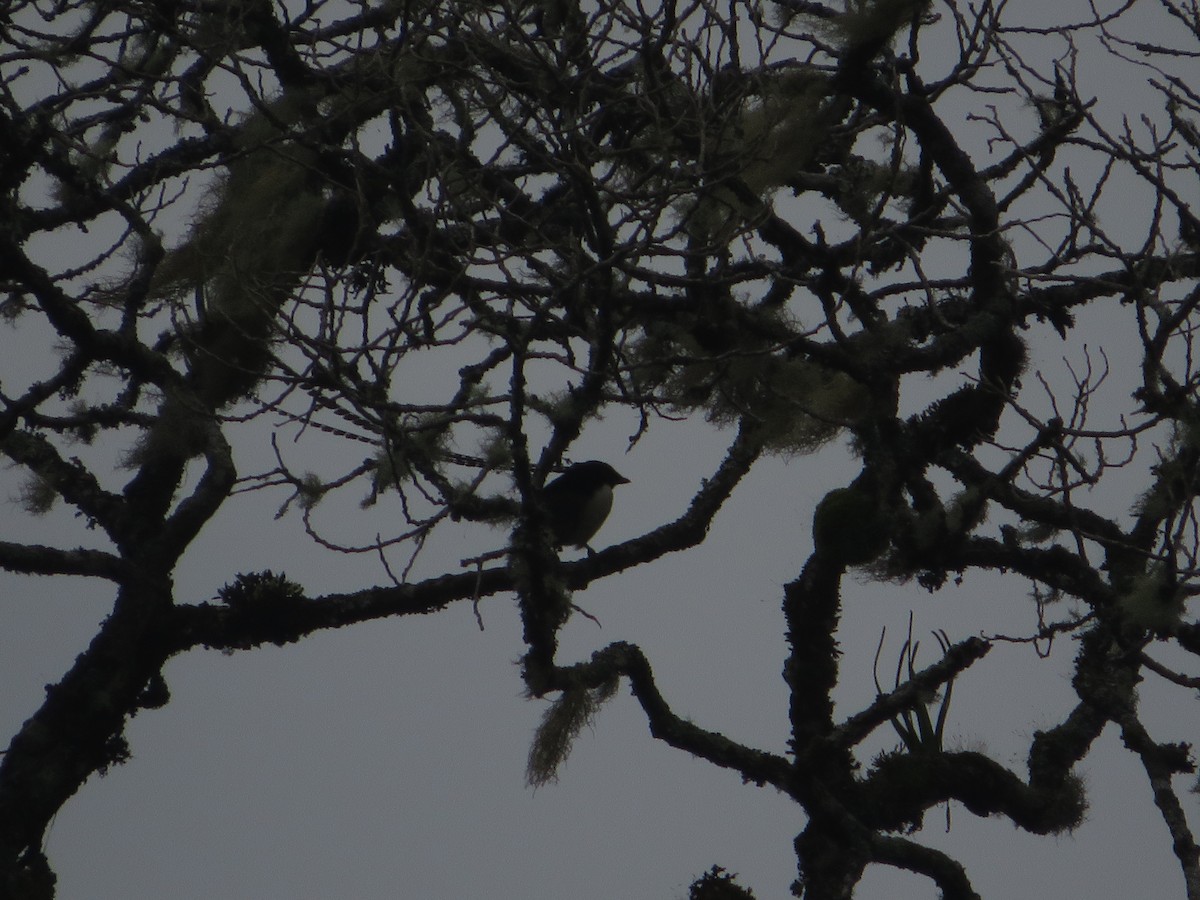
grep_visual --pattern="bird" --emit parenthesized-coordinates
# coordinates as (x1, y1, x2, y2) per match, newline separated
(540, 460, 630, 550)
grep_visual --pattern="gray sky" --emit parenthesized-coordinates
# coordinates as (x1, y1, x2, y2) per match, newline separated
(2, 1, 1198, 898)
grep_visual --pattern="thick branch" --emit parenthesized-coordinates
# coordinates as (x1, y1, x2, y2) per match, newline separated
(558, 641, 795, 792)
(0, 542, 127, 581)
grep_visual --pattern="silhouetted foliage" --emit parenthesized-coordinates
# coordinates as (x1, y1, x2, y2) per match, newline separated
(1, 1, 1199, 897)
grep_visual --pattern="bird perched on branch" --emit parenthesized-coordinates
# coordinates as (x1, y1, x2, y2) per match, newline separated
(542, 460, 630, 551)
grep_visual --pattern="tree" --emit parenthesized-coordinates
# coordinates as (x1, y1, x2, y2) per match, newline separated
(1, 0, 1198, 897)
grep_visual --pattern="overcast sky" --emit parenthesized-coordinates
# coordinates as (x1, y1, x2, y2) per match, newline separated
(2, 1, 1198, 898)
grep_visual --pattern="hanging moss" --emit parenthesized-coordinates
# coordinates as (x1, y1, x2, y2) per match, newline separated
(684, 70, 831, 243)
(831, 0, 931, 53)
(633, 322, 869, 454)
(366, 413, 454, 502)
(1118, 564, 1184, 633)
(18, 474, 58, 516)
(526, 677, 619, 787)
